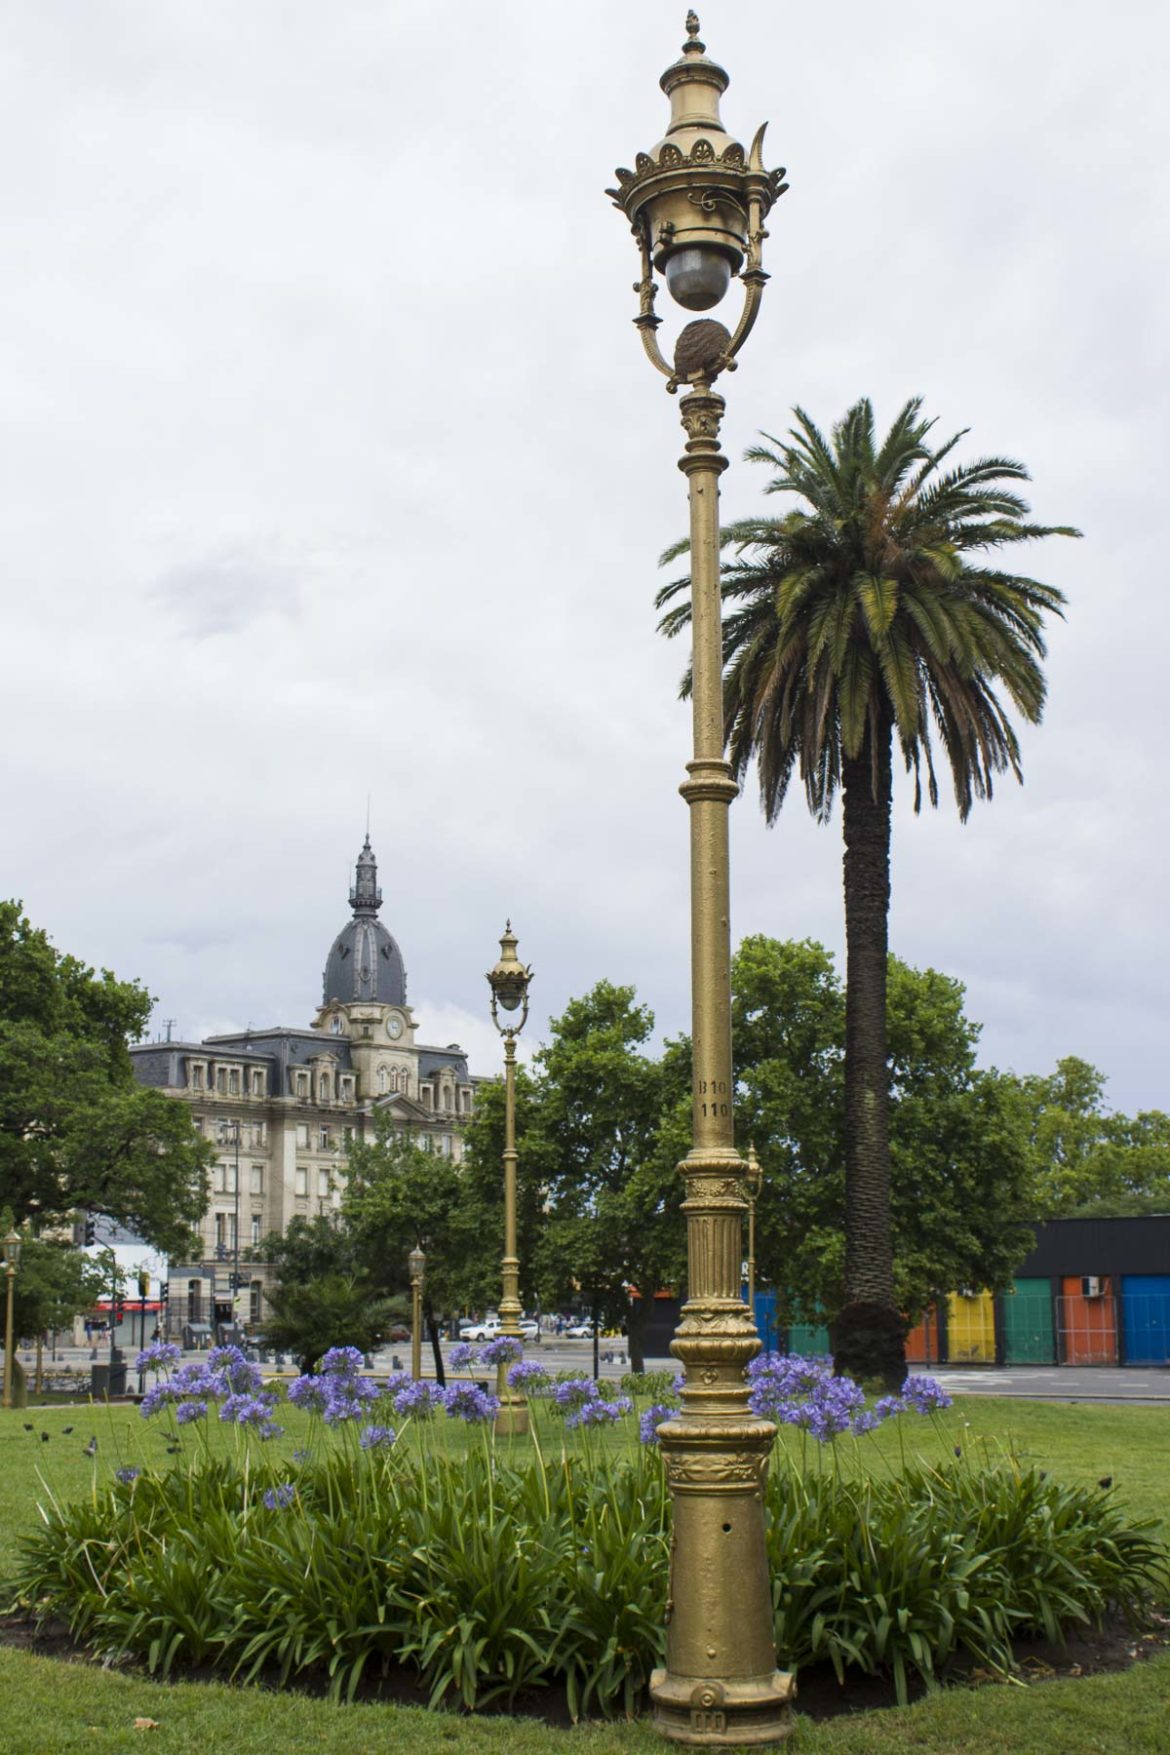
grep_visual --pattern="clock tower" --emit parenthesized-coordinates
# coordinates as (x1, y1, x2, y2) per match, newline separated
(315, 837, 418, 1099)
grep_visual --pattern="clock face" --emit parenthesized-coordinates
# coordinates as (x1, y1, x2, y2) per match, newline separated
(387, 1014, 404, 1040)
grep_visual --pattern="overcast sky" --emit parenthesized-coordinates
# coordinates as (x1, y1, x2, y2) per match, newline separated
(2, 1, 1167, 1114)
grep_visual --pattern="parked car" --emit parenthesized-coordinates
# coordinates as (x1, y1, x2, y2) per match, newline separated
(518, 1318, 540, 1342)
(460, 1318, 501, 1343)
(564, 1322, 595, 1340)
(384, 1323, 411, 1344)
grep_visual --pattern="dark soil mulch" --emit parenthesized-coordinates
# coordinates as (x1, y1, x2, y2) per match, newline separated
(1, 1607, 1167, 1724)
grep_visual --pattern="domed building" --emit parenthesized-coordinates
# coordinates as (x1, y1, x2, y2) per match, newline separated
(131, 838, 480, 1335)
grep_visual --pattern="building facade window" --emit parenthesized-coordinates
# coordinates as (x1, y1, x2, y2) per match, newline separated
(191, 1064, 204, 1091)
(295, 1072, 309, 1098)
(250, 1280, 263, 1323)
(319, 1074, 331, 1102)
(296, 1123, 309, 1149)
(251, 1069, 264, 1096)
(319, 1125, 331, 1150)
(229, 1069, 240, 1095)
(421, 1085, 433, 1109)
(317, 1170, 331, 1200)
(377, 1065, 388, 1094)
(329, 1015, 343, 1035)
(295, 1165, 309, 1197)
(340, 1076, 354, 1101)
(216, 1067, 226, 1093)
(251, 1215, 262, 1247)
(250, 1165, 264, 1195)
(187, 1280, 203, 1322)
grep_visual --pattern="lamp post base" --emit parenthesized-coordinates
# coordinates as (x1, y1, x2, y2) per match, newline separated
(494, 1395, 529, 1438)
(650, 1669, 795, 1747)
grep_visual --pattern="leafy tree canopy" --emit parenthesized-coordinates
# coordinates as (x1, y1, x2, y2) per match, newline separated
(730, 936, 1035, 1325)
(0, 902, 211, 1255)
(1016, 1056, 1170, 1217)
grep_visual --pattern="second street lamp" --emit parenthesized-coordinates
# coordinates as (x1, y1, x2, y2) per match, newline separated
(408, 1245, 425, 1381)
(608, 13, 793, 1745)
(3, 1229, 21, 1411)
(486, 921, 533, 1437)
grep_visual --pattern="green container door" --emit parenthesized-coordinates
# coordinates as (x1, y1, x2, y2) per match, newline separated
(1002, 1277, 1055, 1364)
(787, 1321, 831, 1356)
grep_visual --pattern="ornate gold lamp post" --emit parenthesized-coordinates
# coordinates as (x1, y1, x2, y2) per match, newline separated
(486, 921, 533, 1437)
(408, 1245, 425, 1381)
(745, 1144, 763, 1312)
(3, 1229, 22, 1411)
(607, 14, 793, 1745)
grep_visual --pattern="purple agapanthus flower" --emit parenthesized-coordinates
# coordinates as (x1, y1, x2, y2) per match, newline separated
(115, 1466, 140, 1484)
(393, 1379, 444, 1418)
(639, 1403, 679, 1445)
(384, 1369, 413, 1394)
(478, 1335, 523, 1367)
(262, 1483, 296, 1510)
(448, 1343, 475, 1371)
(442, 1382, 500, 1423)
(220, 1392, 280, 1428)
(175, 1400, 208, 1425)
(134, 1341, 181, 1372)
(552, 1377, 599, 1414)
(359, 1424, 397, 1450)
(288, 1374, 328, 1414)
(746, 1352, 898, 1442)
(565, 1395, 632, 1431)
(901, 1375, 952, 1413)
(506, 1360, 550, 1391)
(671, 1372, 686, 1395)
(319, 1346, 366, 1376)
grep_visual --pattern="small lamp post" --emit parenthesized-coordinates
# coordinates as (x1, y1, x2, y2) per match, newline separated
(745, 1143, 763, 1312)
(486, 921, 533, 1436)
(3, 1229, 22, 1411)
(607, 13, 793, 1743)
(137, 1267, 151, 1395)
(408, 1245, 426, 1381)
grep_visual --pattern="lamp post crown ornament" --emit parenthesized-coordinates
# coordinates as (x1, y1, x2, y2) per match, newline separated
(486, 920, 533, 1035)
(3, 1229, 20, 1271)
(607, 12, 787, 392)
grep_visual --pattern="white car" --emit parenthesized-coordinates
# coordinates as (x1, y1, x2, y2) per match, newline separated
(460, 1318, 500, 1343)
(564, 1322, 595, 1340)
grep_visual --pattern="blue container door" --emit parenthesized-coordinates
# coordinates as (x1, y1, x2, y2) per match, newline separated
(1121, 1275, 1170, 1365)
(751, 1289, 780, 1353)
(787, 1321, 831, 1357)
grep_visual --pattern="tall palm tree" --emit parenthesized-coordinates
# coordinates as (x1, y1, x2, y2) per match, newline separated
(657, 397, 1078, 1387)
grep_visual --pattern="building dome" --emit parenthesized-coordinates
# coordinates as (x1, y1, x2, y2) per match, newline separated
(322, 837, 407, 1006)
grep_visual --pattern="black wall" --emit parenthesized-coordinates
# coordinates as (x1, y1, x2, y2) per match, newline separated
(1017, 1214, 1170, 1278)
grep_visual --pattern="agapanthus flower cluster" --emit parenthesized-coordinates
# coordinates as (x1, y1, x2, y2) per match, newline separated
(565, 1394, 632, 1431)
(744, 1353, 951, 1443)
(477, 1335, 524, 1367)
(287, 1346, 379, 1427)
(262, 1482, 296, 1510)
(441, 1382, 500, 1423)
(359, 1424, 397, 1450)
(114, 1466, 140, 1484)
(506, 1360, 550, 1392)
(747, 1353, 875, 1442)
(140, 1345, 280, 1436)
(134, 1341, 181, 1372)
(639, 1402, 679, 1445)
(392, 1379, 445, 1418)
(551, 1377, 600, 1416)
(448, 1342, 476, 1371)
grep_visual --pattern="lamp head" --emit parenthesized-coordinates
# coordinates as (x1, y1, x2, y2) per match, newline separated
(408, 1245, 426, 1281)
(607, 13, 786, 317)
(745, 1142, 763, 1196)
(3, 1229, 20, 1271)
(486, 921, 533, 1022)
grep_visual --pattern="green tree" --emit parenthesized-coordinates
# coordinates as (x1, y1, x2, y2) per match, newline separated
(343, 1120, 519, 1381)
(657, 400, 1076, 1385)
(526, 982, 684, 1372)
(0, 902, 210, 1254)
(1018, 1057, 1170, 1216)
(730, 936, 1035, 1334)
(257, 1215, 402, 1373)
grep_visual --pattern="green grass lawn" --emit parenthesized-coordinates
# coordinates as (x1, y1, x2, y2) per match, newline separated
(1, 1394, 1167, 1753)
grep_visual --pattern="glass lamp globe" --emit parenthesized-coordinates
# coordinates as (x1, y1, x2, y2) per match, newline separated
(664, 246, 732, 311)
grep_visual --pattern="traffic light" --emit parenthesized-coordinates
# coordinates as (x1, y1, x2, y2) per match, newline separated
(160, 1281, 169, 1303)
(83, 1213, 96, 1247)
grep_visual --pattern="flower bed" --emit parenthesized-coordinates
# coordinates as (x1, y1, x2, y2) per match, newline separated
(11, 1345, 1168, 1717)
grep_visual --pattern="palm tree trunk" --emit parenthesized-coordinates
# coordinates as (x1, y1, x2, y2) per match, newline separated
(833, 722, 906, 1389)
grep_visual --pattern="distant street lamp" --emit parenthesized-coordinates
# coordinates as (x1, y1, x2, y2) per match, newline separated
(3, 1229, 21, 1411)
(137, 1267, 151, 1395)
(408, 1245, 426, 1381)
(486, 921, 533, 1436)
(607, 12, 793, 1744)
